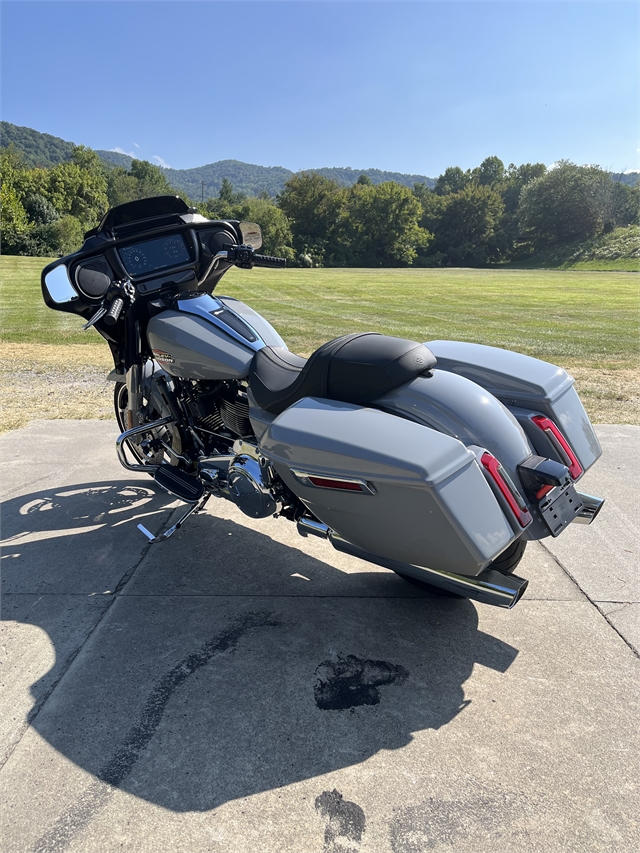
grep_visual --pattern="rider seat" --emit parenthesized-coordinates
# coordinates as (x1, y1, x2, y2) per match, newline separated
(248, 332, 437, 415)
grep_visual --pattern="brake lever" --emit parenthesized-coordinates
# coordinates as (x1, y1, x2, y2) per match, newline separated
(82, 305, 108, 330)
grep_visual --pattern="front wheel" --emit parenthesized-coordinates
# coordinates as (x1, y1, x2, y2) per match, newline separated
(114, 381, 175, 467)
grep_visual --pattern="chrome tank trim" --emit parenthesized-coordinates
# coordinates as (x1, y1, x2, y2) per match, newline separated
(176, 293, 265, 352)
(572, 492, 605, 524)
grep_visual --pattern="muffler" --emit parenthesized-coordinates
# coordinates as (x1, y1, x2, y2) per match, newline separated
(297, 518, 528, 609)
(572, 492, 604, 524)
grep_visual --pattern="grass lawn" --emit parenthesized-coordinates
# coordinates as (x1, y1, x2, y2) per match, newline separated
(2, 256, 637, 363)
(1, 256, 638, 429)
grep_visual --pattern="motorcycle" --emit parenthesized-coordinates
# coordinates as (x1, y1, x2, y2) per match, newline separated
(42, 195, 604, 609)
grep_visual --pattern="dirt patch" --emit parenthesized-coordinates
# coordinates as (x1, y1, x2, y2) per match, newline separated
(0, 343, 115, 433)
(563, 363, 639, 426)
(1, 343, 638, 435)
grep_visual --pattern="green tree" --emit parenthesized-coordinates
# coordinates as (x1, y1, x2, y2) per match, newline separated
(340, 181, 432, 266)
(471, 156, 506, 187)
(433, 166, 469, 196)
(277, 172, 346, 265)
(518, 161, 628, 247)
(233, 196, 295, 262)
(219, 177, 245, 205)
(106, 166, 139, 207)
(0, 148, 31, 251)
(431, 184, 506, 265)
(129, 159, 177, 199)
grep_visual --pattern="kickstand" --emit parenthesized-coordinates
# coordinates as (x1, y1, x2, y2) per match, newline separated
(138, 493, 212, 543)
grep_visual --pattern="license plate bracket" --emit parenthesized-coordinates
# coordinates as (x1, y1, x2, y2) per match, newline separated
(539, 483, 584, 537)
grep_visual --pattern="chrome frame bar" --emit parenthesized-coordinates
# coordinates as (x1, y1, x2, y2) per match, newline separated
(116, 416, 175, 472)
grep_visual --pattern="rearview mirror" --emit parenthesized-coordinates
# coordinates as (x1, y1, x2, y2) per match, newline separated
(43, 265, 78, 304)
(239, 222, 262, 250)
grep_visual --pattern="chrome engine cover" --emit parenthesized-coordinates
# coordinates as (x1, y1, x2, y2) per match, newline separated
(228, 454, 277, 519)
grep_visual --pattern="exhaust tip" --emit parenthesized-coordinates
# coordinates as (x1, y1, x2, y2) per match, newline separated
(573, 493, 605, 525)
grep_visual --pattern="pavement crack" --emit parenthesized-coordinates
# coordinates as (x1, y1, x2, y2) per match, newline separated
(0, 523, 166, 772)
(30, 611, 280, 853)
(539, 541, 639, 658)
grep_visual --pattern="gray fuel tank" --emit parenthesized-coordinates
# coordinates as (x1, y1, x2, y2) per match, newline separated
(146, 293, 284, 381)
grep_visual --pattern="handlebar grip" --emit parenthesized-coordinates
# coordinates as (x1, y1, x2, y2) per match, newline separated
(253, 254, 287, 268)
(103, 297, 124, 327)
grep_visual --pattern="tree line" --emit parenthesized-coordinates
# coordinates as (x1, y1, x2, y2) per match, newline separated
(1, 144, 637, 266)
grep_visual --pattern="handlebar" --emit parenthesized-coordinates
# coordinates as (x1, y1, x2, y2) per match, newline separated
(103, 297, 125, 327)
(253, 254, 287, 268)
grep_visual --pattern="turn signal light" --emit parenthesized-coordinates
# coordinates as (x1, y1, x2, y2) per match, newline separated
(481, 452, 533, 528)
(531, 416, 583, 480)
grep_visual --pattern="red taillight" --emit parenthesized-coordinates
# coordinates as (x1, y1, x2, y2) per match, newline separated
(308, 477, 364, 491)
(481, 452, 532, 528)
(531, 416, 583, 480)
(535, 484, 554, 500)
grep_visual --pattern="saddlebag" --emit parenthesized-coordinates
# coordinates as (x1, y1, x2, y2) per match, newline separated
(259, 397, 517, 577)
(426, 341, 602, 476)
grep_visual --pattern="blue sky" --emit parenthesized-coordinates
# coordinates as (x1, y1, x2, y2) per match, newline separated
(1, 1, 637, 177)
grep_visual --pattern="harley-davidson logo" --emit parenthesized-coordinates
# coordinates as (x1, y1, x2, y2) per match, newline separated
(152, 349, 175, 364)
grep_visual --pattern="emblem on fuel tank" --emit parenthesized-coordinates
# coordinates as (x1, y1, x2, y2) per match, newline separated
(152, 349, 175, 364)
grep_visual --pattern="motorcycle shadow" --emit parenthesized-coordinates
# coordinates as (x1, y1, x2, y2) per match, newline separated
(2, 479, 519, 818)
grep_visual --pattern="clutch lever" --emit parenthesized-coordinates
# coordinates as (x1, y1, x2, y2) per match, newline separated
(82, 305, 108, 330)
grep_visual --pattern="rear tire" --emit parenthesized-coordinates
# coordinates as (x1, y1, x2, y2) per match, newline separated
(489, 537, 527, 575)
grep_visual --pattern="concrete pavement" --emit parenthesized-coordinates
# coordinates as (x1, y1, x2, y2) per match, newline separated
(1, 420, 638, 853)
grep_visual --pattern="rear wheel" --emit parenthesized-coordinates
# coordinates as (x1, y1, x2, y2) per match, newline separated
(489, 537, 527, 575)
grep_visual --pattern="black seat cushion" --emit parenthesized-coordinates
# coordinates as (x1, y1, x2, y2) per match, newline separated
(249, 332, 437, 415)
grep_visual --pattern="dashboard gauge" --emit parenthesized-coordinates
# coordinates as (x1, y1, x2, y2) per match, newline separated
(163, 237, 184, 260)
(120, 247, 149, 273)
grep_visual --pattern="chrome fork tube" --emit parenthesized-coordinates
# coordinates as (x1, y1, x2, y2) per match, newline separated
(126, 364, 143, 429)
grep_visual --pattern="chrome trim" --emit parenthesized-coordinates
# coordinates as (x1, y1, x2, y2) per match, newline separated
(297, 518, 331, 539)
(176, 292, 265, 352)
(232, 439, 262, 461)
(294, 517, 527, 607)
(290, 470, 376, 495)
(572, 492, 605, 524)
(116, 416, 175, 472)
(330, 536, 528, 609)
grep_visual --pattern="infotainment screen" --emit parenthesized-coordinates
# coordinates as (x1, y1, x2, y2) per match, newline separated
(118, 234, 191, 276)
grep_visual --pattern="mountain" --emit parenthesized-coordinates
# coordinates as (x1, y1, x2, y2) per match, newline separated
(0, 121, 75, 167)
(0, 121, 436, 199)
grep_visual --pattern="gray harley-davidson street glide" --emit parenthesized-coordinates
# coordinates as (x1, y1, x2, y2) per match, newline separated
(42, 195, 604, 609)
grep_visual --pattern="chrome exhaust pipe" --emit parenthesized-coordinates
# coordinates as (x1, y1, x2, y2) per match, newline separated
(297, 517, 331, 539)
(296, 518, 528, 608)
(572, 492, 605, 525)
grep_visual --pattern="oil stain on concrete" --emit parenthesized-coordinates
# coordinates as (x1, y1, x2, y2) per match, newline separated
(315, 788, 366, 853)
(314, 654, 409, 711)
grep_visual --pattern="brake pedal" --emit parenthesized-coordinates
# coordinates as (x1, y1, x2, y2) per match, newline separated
(154, 463, 204, 503)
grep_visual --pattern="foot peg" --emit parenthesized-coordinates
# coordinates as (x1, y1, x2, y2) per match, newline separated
(138, 465, 209, 543)
(154, 463, 205, 503)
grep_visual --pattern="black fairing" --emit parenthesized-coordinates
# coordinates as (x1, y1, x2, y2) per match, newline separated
(249, 333, 437, 414)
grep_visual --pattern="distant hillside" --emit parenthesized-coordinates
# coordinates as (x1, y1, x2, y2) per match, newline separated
(612, 172, 640, 188)
(0, 121, 75, 167)
(1, 121, 436, 199)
